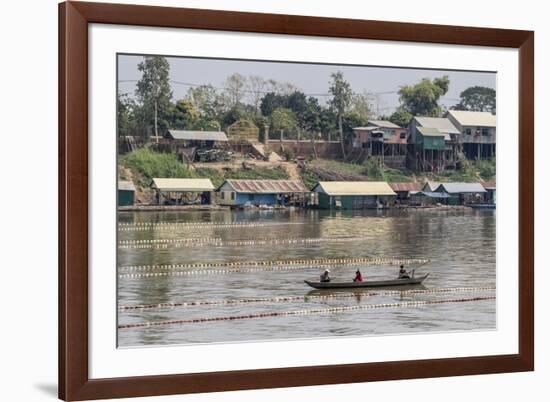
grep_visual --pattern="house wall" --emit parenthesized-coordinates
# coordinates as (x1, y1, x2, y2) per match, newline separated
(236, 193, 279, 206)
(317, 193, 395, 209)
(118, 189, 135, 206)
(265, 139, 341, 158)
(420, 135, 445, 150)
(446, 114, 497, 145)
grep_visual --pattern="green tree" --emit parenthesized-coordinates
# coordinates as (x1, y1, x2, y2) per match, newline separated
(329, 71, 353, 158)
(452, 86, 496, 114)
(398, 76, 449, 117)
(117, 92, 135, 137)
(387, 108, 413, 127)
(343, 112, 369, 141)
(135, 56, 172, 138)
(270, 107, 298, 139)
(260, 92, 288, 117)
(167, 99, 199, 130)
(186, 84, 226, 122)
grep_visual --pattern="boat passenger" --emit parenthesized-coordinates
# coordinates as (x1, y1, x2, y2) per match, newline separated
(353, 270, 363, 282)
(320, 269, 331, 283)
(398, 264, 410, 279)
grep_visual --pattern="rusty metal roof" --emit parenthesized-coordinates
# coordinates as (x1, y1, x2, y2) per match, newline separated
(222, 179, 309, 193)
(389, 182, 422, 192)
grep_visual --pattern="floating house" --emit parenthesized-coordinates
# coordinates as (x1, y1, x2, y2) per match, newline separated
(481, 181, 496, 204)
(410, 191, 450, 206)
(446, 110, 496, 160)
(389, 182, 423, 201)
(409, 117, 461, 172)
(216, 179, 309, 206)
(118, 180, 136, 207)
(312, 181, 396, 210)
(352, 120, 408, 168)
(150, 178, 215, 205)
(435, 182, 487, 205)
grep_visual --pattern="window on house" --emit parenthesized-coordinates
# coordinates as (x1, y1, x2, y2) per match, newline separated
(220, 192, 225, 200)
(231, 192, 235, 200)
(482, 128, 490, 136)
(465, 128, 472, 135)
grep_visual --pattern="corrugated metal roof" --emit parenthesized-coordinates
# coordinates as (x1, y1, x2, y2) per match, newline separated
(352, 126, 379, 131)
(222, 180, 309, 193)
(447, 110, 496, 127)
(436, 182, 487, 194)
(151, 178, 215, 192)
(368, 120, 401, 129)
(389, 182, 422, 192)
(313, 181, 396, 196)
(168, 130, 228, 142)
(416, 126, 445, 137)
(415, 117, 461, 134)
(422, 181, 441, 192)
(118, 181, 136, 191)
(481, 180, 496, 190)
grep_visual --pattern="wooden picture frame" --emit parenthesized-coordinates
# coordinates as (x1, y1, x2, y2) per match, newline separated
(59, 1, 534, 400)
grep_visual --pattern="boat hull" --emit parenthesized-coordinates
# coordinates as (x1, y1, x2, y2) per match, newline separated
(304, 274, 429, 289)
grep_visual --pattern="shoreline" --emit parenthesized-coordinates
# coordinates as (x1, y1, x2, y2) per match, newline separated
(118, 204, 483, 212)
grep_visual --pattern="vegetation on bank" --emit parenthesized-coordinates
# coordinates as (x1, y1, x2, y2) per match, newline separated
(120, 148, 494, 196)
(119, 147, 289, 189)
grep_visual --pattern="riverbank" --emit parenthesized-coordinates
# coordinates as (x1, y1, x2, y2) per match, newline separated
(118, 203, 475, 212)
(118, 204, 230, 212)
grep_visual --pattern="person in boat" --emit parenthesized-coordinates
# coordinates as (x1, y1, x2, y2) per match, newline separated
(353, 269, 363, 282)
(398, 264, 410, 279)
(320, 269, 331, 282)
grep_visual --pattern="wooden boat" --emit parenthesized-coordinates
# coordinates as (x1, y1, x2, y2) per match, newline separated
(304, 273, 429, 289)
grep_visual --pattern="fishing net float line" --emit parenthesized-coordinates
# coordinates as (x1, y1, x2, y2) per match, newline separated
(118, 237, 375, 249)
(119, 257, 430, 271)
(118, 286, 496, 311)
(118, 296, 496, 329)
(118, 258, 431, 278)
(118, 221, 306, 231)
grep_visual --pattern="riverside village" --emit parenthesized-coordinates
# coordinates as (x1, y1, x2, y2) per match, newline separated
(117, 55, 497, 347)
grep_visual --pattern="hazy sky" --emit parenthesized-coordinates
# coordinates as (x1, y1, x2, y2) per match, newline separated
(118, 54, 496, 115)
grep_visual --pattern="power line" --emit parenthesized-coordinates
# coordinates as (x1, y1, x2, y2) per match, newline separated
(117, 79, 400, 97)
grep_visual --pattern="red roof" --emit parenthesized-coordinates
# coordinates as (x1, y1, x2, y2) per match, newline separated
(389, 182, 422, 192)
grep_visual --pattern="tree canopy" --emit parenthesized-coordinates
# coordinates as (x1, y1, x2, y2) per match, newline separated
(452, 86, 496, 114)
(329, 71, 353, 157)
(135, 56, 172, 137)
(398, 76, 449, 117)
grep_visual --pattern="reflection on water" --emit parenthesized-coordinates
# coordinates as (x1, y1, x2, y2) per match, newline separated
(117, 208, 496, 347)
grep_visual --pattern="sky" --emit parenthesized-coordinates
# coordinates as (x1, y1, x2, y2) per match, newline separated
(118, 54, 496, 115)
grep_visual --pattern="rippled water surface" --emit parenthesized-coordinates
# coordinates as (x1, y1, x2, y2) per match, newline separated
(117, 209, 496, 347)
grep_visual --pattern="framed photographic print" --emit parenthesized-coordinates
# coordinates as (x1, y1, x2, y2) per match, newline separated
(59, 1, 534, 400)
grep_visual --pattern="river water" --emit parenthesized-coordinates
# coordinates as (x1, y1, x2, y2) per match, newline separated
(117, 208, 496, 347)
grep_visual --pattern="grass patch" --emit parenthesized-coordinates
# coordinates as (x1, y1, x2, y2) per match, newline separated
(119, 147, 194, 186)
(309, 159, 366, 177)
(121, 148, 290, 189)
(474, 158, 496, 181)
